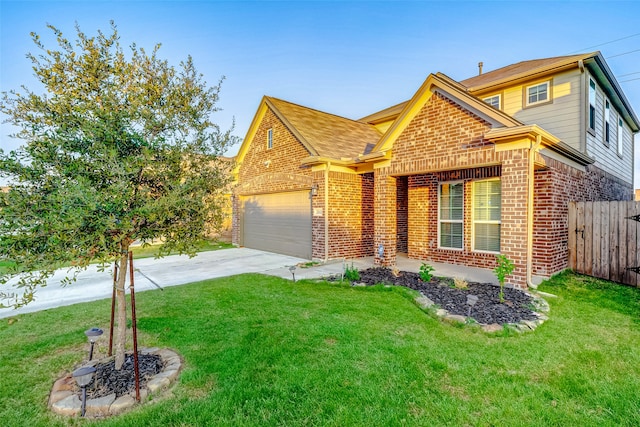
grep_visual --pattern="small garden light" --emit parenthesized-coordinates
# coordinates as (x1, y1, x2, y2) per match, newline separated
(84, 328, 103, 361)
(72, 366, 96, 417)
(466, 294, 478, 318)
(289, 265, 296, 283)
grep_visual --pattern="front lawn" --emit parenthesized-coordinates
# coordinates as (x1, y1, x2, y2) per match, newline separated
(0, 271, 639, 426)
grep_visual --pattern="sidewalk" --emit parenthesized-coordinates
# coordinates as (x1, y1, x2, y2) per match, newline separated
(265, 254, 498, 284)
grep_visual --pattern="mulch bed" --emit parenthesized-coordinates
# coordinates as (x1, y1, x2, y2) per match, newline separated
(85, 353, 163, 399)
(347, 267, 538, 325)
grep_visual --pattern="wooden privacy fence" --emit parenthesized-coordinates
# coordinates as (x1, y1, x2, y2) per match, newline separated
(568, 201, 640, 287)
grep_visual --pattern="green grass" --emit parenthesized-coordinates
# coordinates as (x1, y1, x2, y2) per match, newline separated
(130, 240, 233, 260)
(1, 271, 639, 426)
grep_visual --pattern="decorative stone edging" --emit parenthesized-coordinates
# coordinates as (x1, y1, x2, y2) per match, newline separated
(49, 347, 182, 418)
(414, 290, 552, 333)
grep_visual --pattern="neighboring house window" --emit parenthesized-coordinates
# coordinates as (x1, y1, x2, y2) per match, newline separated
(589, 79, 596, 133)
(604, 99, 611, 145)
(438, 182, 463, 249)
(617, 118, 624, 157)
(473, 179, 501, 253)
(267, 128, 273, 149)
(525, 81, 549, 106)
(483, 95, 501, 110)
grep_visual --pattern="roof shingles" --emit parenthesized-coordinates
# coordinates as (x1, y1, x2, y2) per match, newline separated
(267, 97, 381, 159)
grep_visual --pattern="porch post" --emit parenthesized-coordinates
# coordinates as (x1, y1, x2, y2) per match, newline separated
(374, 168, 397, 266)
(499, 149, 529, 288)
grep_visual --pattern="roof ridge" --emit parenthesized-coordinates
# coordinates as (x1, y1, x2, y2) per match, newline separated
(460, 52, 599, 85)
(266, 96, 367, 125)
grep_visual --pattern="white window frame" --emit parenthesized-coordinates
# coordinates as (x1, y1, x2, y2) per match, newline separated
(525, 81, 550, 107)
(267, 128, 273, 150)
(588, 79, 596, 133)
(604, 99, 611, 146)
(438, 181, 464, 250)
(617, 118, 624, 157)
(483, 95, 501, 110)
(472, 179, 501, 254)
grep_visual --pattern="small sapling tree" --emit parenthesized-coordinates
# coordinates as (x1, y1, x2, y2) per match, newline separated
(493, 255, 515, 303)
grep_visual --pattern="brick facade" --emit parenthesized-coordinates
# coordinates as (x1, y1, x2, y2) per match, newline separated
(235, 86, 634, 288)
(373, 93, 532, 286)
(233, 107, 313, 247)
(532, 155, 633, 277)
(234, 105, 375, 262)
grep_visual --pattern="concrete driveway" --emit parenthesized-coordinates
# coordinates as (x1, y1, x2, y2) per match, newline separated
(0, 247, 497, 319)
(0, 248, 311, 319)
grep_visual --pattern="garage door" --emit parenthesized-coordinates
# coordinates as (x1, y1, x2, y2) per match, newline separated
(241, 191, 312, 259)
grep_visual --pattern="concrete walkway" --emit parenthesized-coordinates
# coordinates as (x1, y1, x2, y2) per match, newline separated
(0, 248, 306, 319)
(0, 248, 497, 319)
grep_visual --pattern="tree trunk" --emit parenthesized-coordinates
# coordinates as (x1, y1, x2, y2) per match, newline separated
(114, 247, 129, 370)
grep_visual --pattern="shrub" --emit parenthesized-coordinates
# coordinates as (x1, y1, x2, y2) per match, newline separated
(419, 263, 434, 282)
(344, 263, 360, 282)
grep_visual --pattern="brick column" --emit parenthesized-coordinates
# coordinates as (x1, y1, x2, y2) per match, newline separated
(500, 149, 529, 288)
(374, 169, 397, 266)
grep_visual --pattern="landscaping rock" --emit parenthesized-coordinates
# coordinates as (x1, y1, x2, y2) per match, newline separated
(51, 394, 81, 417)
(110, 394, 136, 415)
(86, 393, 116, 417)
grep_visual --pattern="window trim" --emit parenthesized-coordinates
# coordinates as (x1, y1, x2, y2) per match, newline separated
(472, 178, 502, 254)
(437, 181, 464, 251)
(267, 128, 273, 150)
(604, 99, 611, 146)
(588, 78, 596, 135)
(617, 118, 624, 158)
(523, 80, 552, 108)
(483, 94, 501, 110)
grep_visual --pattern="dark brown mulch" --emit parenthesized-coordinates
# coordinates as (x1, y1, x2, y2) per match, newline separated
(84, 353, 163, 399)
(351, 267, 538, 325)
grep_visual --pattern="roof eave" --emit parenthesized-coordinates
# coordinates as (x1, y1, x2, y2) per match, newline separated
(585, 54, 640, 132)
(485, 125, 595, 166)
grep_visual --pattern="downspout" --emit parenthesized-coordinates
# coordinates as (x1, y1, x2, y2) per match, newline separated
(324, 162, 330, 262)
(527, 135, 542, 287)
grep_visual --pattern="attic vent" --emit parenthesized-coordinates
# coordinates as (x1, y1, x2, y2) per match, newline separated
(478, 62, 483, 75)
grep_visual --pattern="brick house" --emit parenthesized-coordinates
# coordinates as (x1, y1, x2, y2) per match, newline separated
(232, 52, 639, 287)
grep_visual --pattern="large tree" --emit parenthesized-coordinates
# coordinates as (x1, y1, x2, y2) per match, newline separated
(0, 22, 235, 368)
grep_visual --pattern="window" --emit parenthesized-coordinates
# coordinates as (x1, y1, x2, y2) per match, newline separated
(589, 79, 596, 132)
(526, 81, 549, 106)
(604, 99, 611, 145)
(617, 118, 624, 157)
(473, 180, 501, 253)
(267, 128, 273, 149)
(483, 95, 501, 110)
(438, 182, 463, 249)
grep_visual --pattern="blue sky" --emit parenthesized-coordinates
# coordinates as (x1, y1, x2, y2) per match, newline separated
(1, 0, 640, 187)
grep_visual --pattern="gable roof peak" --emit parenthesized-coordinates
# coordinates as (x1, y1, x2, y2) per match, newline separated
(265, 96, 382, 160)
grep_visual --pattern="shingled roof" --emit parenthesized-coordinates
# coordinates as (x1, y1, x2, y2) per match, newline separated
(267, 97, 382, 159)
(460, 52, 597, 90)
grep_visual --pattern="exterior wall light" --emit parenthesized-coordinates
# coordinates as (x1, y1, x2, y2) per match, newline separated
(85, 328, 103, 361)
(72, 366, 96, 417)
(378, 244, 384, 258)
(311, 184, 318, 196)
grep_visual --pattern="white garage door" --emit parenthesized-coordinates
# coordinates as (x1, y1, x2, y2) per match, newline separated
(241, 191, 312, 259)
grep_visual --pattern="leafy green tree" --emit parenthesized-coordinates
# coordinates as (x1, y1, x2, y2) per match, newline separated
(0, 22, 236, 369)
